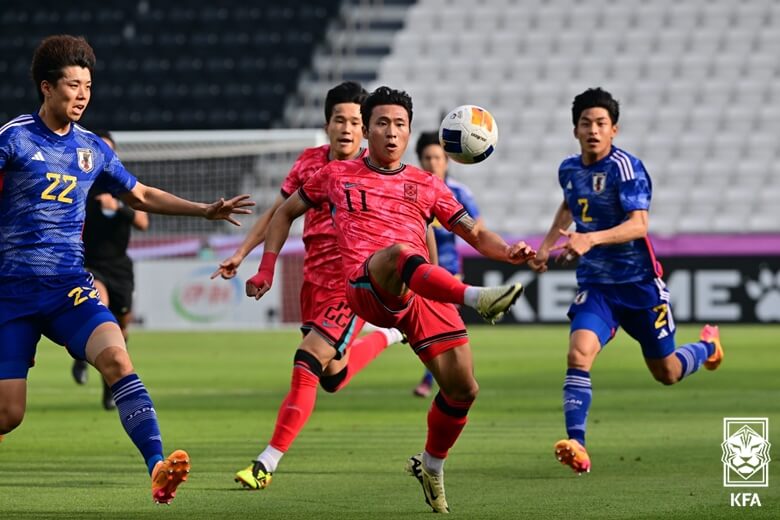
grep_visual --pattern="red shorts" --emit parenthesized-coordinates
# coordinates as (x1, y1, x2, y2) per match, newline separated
(346, 263, 468, 362)
(300, 281, 365, 360)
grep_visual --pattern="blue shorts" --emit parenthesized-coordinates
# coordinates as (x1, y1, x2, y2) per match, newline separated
(0, 272, 118, 379)
(568, 278, 676, 359)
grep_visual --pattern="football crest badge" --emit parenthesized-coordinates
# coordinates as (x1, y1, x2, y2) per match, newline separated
(77, 148, 94, 173)
(722, 417, 771, 487)
(404, 183, 418, 202)
(592, 173, 606, 194)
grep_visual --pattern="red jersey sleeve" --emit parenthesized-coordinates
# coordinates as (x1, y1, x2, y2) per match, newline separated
(280, 145, 331, 198)
(298, 161, 333, 209)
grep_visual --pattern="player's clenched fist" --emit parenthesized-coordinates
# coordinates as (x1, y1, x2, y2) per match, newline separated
(245, 251, 278, 300)
(246, 273, 271, 299)
(507, 242, 536, 264)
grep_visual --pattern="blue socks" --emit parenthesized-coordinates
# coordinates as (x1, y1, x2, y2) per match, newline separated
(674, 341, 714, 380)
(563, 368, 592, 446)
(111, 374, 164, 474)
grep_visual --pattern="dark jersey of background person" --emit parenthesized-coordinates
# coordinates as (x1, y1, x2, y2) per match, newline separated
(82, 185, 135, 274)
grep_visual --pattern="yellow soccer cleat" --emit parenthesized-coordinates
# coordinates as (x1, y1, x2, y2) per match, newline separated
(406, 453, 449, 514)
(151, 449, 190, 504)
(475, 283, 524, 324)
(235, 461, 273, 490)
(700, 324, 724, 370)
(554, 439, 591, 475)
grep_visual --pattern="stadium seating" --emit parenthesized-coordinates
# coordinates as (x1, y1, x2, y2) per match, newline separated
(0, 1, 342, 130)
(1, 0, 776, 234)
(361, 0, 779, 234)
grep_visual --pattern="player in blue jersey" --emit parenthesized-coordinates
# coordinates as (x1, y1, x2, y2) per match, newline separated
(528, 88, 724, 475)
(412, 132, 482, 398)
(0, 35, 253, 503)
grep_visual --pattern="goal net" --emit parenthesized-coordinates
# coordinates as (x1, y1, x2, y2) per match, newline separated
(114, 129, 326, 241)
(113, 129, 325, 327)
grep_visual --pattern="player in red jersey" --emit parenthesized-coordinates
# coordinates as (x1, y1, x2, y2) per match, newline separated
(247, 86, 535, 513)
(212, 82, 403, 490)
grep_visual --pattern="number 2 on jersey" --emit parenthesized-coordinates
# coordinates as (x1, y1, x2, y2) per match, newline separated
(577, 198, 593, 222)
(41, 173, 78, 203)
(652, 304, 669, 329)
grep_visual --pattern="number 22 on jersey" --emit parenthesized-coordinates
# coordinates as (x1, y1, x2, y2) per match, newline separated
(41, 173, 78, 203)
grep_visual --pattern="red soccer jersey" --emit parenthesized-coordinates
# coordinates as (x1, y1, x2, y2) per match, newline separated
(280, 144, 366, 290)
(299, 157, 467, 279)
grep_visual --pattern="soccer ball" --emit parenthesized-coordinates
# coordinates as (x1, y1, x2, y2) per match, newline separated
(438, 105, 498, 164)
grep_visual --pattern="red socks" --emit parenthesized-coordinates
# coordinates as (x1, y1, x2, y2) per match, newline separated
(425, 392, 473, 459)
(269, 353, 321, 452)
(398, 249, 467, 305)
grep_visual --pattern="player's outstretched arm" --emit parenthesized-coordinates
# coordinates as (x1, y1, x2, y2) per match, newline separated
(244, 193, 309, 300)
(553, 210, 648, 260)
(453, 215, 535, 265)
(122, 182, 254, 225)
(529, 200, 573, 273)
(211, 195, 285, 280)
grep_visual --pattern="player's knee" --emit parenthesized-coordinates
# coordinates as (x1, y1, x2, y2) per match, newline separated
(567, 349, 594, 370)
(445, 380, 479, 402)
(0, 408, 24, 434)
(651, 367, 679, 386)
(94, 347, 134, 385)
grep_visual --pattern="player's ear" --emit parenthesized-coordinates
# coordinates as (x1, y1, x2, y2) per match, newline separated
(612, 123, 619, 137)
(362, 125, 368, 139)
(40, 80, 52, 98)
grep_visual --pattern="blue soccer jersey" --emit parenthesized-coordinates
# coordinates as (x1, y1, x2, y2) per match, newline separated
(0, 114, 137, 278)
(432, 176, 480, 275)
(559, 146, 661, 285)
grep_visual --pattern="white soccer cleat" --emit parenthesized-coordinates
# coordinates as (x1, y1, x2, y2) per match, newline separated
(475, 283, 524, 324)
(406, 453, 449, 514)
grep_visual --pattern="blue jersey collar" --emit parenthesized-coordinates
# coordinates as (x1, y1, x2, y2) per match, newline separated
(32, 112, 74, 141)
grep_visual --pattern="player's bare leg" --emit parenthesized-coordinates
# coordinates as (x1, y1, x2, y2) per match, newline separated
(645, 355, 684, 385)
(0, 379, 27, 435)
(71, 278, 111, 386)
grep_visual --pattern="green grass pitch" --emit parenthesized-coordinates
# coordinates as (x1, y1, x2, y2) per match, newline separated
(2, 325, 778, 519)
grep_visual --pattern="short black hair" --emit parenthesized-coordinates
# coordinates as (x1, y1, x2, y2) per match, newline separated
(361, 86, 413, 129)
(31, 35, 96, 103)
(572, 87, 619, 126)
(324, 81, 368, 123)
(415, 131, 441, 161)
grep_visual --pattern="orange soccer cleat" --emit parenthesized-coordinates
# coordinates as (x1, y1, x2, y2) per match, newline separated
(151, 449, 190, 504)
(700, 324, 724, 370)
(554, 439, 591, 475)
